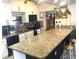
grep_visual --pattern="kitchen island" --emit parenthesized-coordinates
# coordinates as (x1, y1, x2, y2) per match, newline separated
(9, 27, 74, 59)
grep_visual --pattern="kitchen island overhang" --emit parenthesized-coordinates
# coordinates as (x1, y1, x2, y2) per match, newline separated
(9, 28, 74, 59)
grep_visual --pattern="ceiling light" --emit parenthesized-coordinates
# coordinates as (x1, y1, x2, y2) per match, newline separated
(24, 0, 27, 4)
(38, 0, 43, 2)
(38, 0, 45, 3)
(59, 1, 66, 6)
(54, 0, 58, 3)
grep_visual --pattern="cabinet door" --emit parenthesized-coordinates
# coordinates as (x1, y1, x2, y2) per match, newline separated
(45, 49, 57, 59)
(63, 34, 70, 45)
(2, 39, 8, 58)
(46, 41, 64, 59)
(56, 42, 64, 59)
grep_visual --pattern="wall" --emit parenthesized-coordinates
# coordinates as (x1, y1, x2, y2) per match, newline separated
(38, 4, 57, 30)
(2, 0, 40, 25)
(38, 3, 76, 30)
(56, 4, 76, 26)
(68, 4, 76, 26)
(10, 1, 40, 23)
(1, 2, 13, 26)
(2, 1, 76, 29)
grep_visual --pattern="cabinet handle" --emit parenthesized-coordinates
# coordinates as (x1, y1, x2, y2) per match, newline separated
(55, 51, 57, 56)
(64, 42, 66, 44)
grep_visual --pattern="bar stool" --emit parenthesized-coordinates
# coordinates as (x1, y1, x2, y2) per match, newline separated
(69, 38, 75, 43)
(71, 39, 76, 56)
(71, 39, 76, 45)
(63, 43, 74, 59)
(67, 44, 73, 59)
(63, 45, 68, 59)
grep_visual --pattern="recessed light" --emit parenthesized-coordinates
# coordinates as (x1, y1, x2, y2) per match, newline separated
(59, 1, 66, 6)
(38, 0, 44, 3)
(54, 0, 58, 3)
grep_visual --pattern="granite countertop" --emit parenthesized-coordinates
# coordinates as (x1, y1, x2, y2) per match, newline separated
(9, 28, 73, 59)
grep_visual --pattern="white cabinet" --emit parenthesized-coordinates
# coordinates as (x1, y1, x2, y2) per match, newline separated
(37, 29, 41, 34)
(37, 27, 45, 34)
(25, 31, 34, 39)
(13, 50, 26, 59)
(19, 33, 26, 42)
(2, 39, 8, 58)
(19, 31, 34, 42)
(41, 27, 45, 32)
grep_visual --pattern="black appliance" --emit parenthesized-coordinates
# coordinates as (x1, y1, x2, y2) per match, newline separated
(29, 15, 37, 22)
(13, 16, 22, 28)
(16, 16, 22, 24)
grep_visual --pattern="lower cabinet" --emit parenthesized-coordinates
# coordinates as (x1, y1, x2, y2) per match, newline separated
(63, 33, 71, 45)
(45, 35, 71, 59)
(46, 41, 64, 59)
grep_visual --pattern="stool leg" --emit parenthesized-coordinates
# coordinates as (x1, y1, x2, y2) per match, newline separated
(63, 50, 66, 59)
(70, 50, 73, 59)
(63, 52, 64, 59)
(70, 50, 72, 59)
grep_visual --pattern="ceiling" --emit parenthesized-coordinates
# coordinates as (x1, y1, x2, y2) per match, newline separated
(2, 0, 76, 5)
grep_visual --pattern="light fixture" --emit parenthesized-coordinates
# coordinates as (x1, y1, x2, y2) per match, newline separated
(38, 0, 45, 3)
(59, 1, 66, 6)
(24, 0, 27, 4)
(67, 9, 71, 14)
(54, 0, 58, 3)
